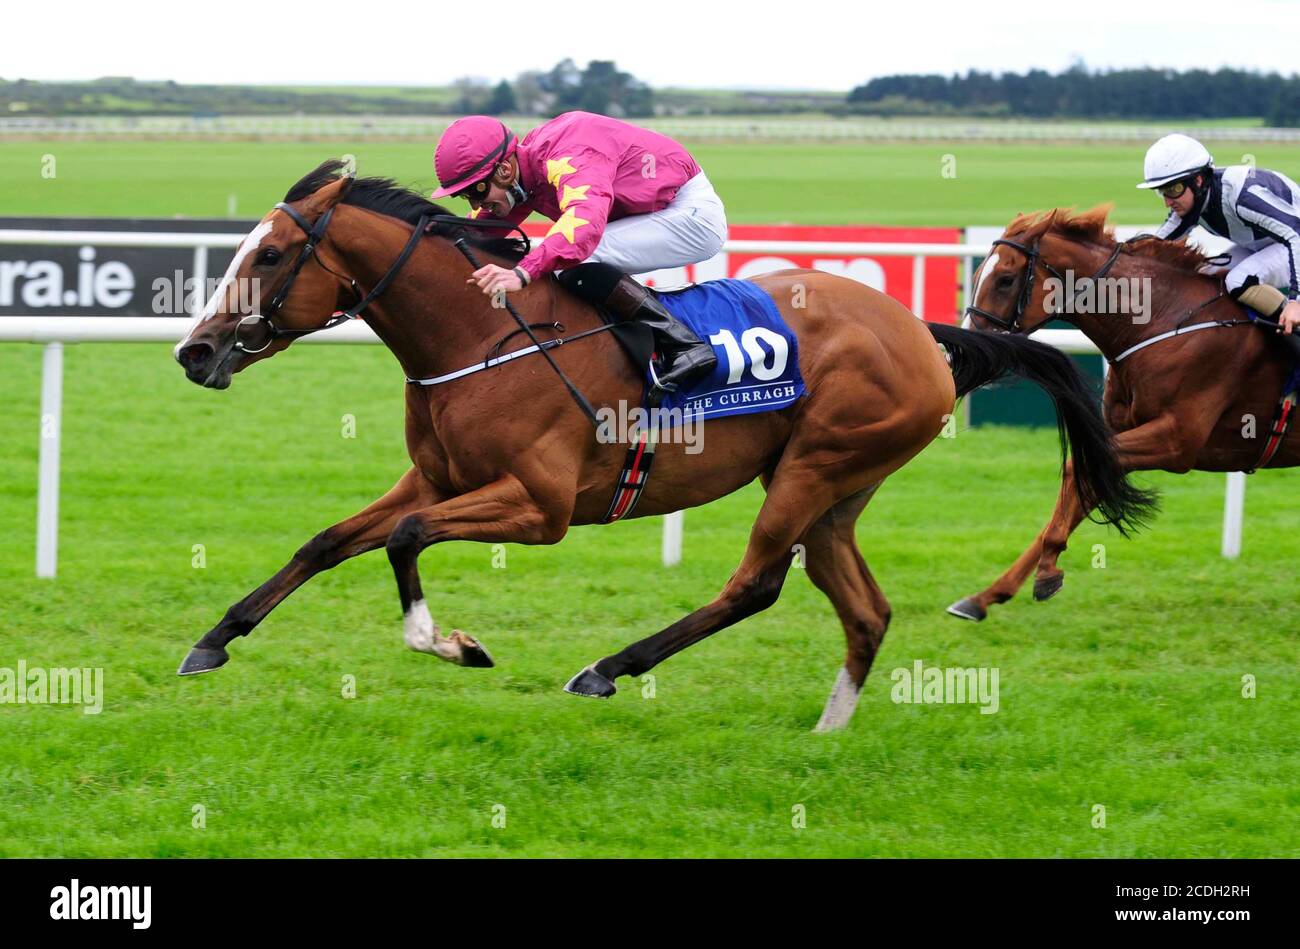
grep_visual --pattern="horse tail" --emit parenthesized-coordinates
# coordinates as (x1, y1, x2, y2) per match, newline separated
(926, 322, 1157, 536)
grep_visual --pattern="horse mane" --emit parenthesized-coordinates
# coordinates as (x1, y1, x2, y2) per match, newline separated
(283, 159, 528, 263)
(1006, 204, 1209, 274)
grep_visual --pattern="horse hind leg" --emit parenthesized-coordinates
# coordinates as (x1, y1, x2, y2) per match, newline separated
(799, 485, 892, 732)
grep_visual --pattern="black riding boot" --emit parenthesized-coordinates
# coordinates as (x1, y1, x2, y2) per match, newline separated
(559, 262, 717, 395)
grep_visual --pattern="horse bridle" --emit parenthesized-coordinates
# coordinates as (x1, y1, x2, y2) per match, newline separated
(233, 200, 430, 354)
(964, 237, 1066, 332)
(965, 236, 1136, 332)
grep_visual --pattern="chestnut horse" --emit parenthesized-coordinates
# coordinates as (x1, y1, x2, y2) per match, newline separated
(951, 205, 1297, 622)
(173, 163, 1151, 729)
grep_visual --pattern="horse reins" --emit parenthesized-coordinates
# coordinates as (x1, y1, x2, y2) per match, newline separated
(237, 201, 603, 428)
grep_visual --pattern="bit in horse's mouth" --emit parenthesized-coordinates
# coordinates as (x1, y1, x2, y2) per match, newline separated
(202, 347, 239, 389)
(181, 341, 238, 389)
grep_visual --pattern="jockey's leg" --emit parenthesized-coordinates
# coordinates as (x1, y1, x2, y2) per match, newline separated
(1199, 241, 1254, 277)
(1224, 244, 1300, 358)
(556, 172, 728, 396)
(586, 172, 728, 273)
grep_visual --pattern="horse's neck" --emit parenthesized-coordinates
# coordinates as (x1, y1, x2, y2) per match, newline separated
(332, 210, 525, 381)
(1046, 239, 1225, 362)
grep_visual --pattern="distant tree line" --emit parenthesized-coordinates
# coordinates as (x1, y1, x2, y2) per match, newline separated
(846, 65, 1300, 126)
(0, 76, 444, 117)
(4, 63, 1298, 125)
(452, 59, 654, 118)
(0, 61, 659, 120)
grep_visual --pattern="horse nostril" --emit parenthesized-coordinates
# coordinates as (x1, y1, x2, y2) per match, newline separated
(177, 342, 213, 372)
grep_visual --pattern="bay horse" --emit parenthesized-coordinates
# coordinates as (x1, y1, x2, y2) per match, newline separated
(173, 162, 1152, 729)
(951, 205, 1297, 622)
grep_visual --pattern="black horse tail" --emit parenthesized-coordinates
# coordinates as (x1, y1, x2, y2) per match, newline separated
(927, 322, 1157, 536)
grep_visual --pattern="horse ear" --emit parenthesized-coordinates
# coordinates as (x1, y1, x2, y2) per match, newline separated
(304, 172, 353, 215)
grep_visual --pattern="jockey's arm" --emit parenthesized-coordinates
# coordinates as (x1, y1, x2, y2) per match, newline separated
(515, 147, 616, 285)
(1231, 184, 1300, 332)
(463, 199, 537, 296)
(1235, 184, 1300, 300)
(1155, 209, 1191, 240)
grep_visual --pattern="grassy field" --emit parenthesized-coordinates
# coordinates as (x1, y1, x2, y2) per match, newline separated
(1, 137, 1298, 857)
(5, 137, 1300, 225)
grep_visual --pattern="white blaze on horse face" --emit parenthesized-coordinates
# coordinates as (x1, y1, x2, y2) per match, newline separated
(173, 218, 275, 357)
(972, 250, 1000, 311)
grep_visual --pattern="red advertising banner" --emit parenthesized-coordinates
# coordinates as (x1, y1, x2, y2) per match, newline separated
(521, 223, 963, 323)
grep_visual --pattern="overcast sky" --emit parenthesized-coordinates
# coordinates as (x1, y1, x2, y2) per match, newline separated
(9, 0, 1297, 89)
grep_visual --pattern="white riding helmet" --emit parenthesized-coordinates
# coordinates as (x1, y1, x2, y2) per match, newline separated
(1136, 133, 1214, 189)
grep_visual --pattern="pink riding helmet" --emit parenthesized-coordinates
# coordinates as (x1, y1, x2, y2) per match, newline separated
(431, 117, 519, 199)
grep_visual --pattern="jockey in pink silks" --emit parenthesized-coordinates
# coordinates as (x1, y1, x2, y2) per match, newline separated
(431, 110, 728, 395)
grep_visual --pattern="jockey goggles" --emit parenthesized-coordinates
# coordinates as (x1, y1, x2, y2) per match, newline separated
(1157, 179, 1189, 199)
(457, 177, 494, 203)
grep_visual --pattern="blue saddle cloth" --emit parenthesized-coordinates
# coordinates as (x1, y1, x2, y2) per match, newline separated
(652, 279, 805, 426)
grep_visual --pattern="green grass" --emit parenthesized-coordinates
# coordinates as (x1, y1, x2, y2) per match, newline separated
(0, 138, 1297, 856)
(6, 138, 1300, 225)
(261, 84, 457, 103)
(0, 344, 1295, 857)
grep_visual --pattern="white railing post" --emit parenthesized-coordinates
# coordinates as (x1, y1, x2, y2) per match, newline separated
(191, 245, 208, 316)
(1222, 471, 1246, 559)
(961, 253, 973, 313)
(911, 255, 926, 319)
(37, 341, 64, 579)
(662, 511, 684, 567)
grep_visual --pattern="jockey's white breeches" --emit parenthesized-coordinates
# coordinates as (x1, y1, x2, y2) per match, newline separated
(585, 172, 728, 274)
(1209, 239, 1295, 293)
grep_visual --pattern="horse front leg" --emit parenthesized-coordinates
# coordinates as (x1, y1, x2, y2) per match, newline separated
(564, 466, 839, 698)
(178, 467, 441, 674)
(946, 472, 1077, 621)
(949, 416, 1192, 621)
(384, 475, 571, 669)
(1033, 414, 1212, 597)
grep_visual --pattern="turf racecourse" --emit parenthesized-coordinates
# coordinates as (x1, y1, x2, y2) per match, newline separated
(1, 137, 1298, 857)
(5, 137, 1300, 225)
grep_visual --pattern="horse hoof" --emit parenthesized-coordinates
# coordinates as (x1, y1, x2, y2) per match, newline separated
(563, 665, 617, 698)
(1033, 574, 1064, 601)
(451, 631, 495, 668)
(177, 645, 229, 676)
(946, 597, 987, 622)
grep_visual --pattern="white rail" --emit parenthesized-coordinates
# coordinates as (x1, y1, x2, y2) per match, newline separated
(5, 114, 1300, 144)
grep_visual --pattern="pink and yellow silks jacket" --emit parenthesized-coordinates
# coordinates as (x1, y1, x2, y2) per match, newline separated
(468, 111, 702, 282)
